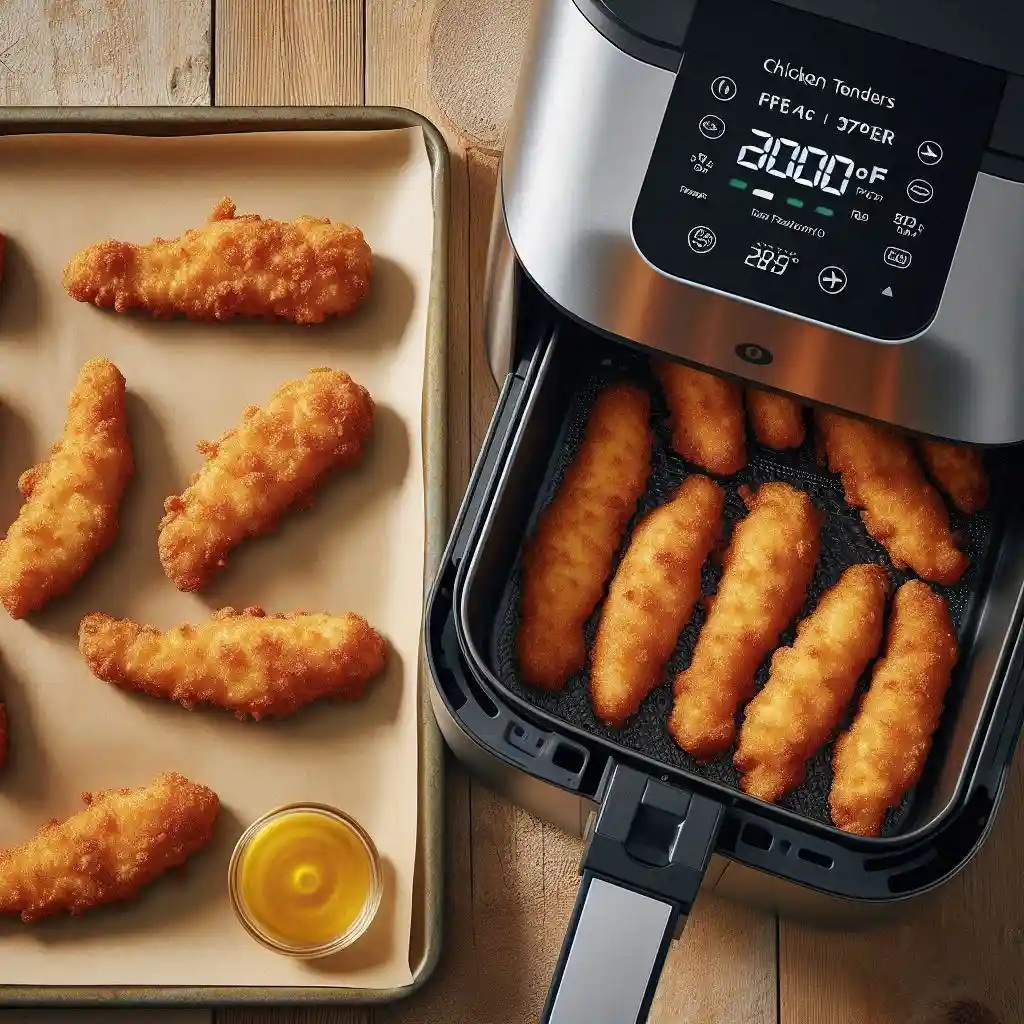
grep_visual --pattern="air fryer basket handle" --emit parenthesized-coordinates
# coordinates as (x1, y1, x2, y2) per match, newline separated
(541, 764, 724, 1024)
(543, 871, 679, 1023)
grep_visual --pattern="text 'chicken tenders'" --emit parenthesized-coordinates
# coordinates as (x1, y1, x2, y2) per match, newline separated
(0, 772, 219, 922)
(158, 367, 374, 592)
(590, 474, 724, 727)
(816, 411, 968, 585)
(79, 607, 388, 721)
(734, 564, 889, 803)
(830, 581, 958, 837)
(62, 198, 372, 325)
(669, 482, 821, 760)
(0, 358, 133, 619)
(652, 359, 747, 476)
(517, 384, 652, 691)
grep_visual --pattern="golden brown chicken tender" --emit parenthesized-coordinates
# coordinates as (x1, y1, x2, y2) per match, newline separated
(652, 359, 746, 475)
(0, 772, 219, 922)
(62, 198, 371, 325)
(517, 384, 652, 691)
(829, 580, 958, 837)
(745, 387, 806, 450)
(816, 411, 968, 586)
(917, 439, 989, 515)
(158, 367, 374, 592)
(734, 564, 889, 803)
(79, 607, 387, 720)
(0, 358, 134, 619)
(590, 475, 724, 727)
(669, 482, 821, 760)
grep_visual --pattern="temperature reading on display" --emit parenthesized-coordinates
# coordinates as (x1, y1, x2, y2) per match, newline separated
(736, 129, 888, 197)
(745, 243, 798, 275)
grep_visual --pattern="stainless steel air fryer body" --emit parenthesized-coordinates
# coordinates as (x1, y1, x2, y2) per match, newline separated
(489, 0, 1024, 445)
(426, 1, 1024, 1021)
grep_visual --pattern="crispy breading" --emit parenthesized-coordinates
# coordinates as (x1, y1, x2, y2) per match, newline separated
(62, 198, 372, 325)
(79, 607, 388, 720)
(917, 439, 990, 515)
(0, 358, 134, 619)
(652, 358, 747, 475)
(669, 482, 822, 760)
(158, 367, 374, 592)
(517, 384, 652, 691)
(829, 580, 958, 837)
(745, 386, 806, 450)
(0, 772, 219, 922)
(590, 475, 724, 727)
(734, 564, 889, 803)
(816, 411, 968, 585)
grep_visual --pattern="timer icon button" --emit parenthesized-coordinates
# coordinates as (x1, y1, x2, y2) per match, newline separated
(687, 226, 718, 254)
(818, 266, 848, 294)
(699, 114, 726, 140)
(711, 76, 737, 101)
(907, 179, 934, 204)
(917, 141, 944, 166)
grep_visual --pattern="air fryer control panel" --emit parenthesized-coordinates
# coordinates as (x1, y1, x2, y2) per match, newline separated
(631, 0, 1006, 341)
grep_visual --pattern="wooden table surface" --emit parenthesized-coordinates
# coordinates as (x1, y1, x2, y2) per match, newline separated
(1, 3, 1022, 1022)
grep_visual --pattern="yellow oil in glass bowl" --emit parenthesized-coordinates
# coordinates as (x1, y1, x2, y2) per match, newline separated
(229, 804, 382, 957)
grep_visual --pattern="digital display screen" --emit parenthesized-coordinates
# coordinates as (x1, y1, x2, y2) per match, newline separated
(631, 0, 1006, 341)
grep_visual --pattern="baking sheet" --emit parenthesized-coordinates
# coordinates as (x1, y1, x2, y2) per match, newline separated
(0, 127, 433, 990)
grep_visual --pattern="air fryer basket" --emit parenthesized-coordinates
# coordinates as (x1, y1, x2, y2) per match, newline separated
(456, 323, 1024, 842)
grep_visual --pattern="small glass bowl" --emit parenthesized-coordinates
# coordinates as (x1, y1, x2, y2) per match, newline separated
(228, 802, 383, 959)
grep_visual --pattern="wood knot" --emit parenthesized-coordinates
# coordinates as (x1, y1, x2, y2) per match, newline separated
(939, 1000, 1002, 1024)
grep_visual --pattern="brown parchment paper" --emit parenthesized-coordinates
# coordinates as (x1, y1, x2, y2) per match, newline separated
(0, 127, 434, 989)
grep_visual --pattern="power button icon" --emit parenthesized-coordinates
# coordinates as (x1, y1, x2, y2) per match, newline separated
(735, 343, 773, 366)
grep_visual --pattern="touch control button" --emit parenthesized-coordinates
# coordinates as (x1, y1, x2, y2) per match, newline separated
(711, 76, 737, 101)
(687, 226, 717, 254)
(699, 114, 726, 139)
(917, 141, 943, 166)
(818, 266, 848, 294)
(907, 179, 934, 204)
(884, 246, 912, 269)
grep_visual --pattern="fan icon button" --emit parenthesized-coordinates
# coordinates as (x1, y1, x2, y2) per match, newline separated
(818, 266, 848, 294)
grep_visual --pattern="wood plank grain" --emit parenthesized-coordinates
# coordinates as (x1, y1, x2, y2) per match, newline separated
(215, 0, 363, 105)
(780, 751, 1024, 1024)
(212, 9, 366, 1024)
(0, 0, 210, 105)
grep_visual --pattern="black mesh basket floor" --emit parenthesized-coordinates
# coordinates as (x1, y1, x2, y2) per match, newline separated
(488, 341, 1006, 836)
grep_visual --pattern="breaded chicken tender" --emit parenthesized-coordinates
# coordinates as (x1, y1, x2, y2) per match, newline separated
(830, 581, 958, 837)
(652, 359, 746, 475)
(0, 772, 219, 922)
(517, 384, 652, 691)
(158, 367, 374, 592)
(79, 607, 387, 720)
(734, 564, 889, 803)
(917, 439, 989, 515)
(62, 198, 371, 325)
(590, 475, 724, 727)
(816, 412, 968, 585)
(745, 387, 806, 450)
(0, 358, 133, 619)
(669, 482, 821, 760)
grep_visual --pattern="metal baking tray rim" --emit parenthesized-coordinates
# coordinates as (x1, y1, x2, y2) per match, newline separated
(453, 323, 1024, 852)
(0, 105, 449, 1008)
